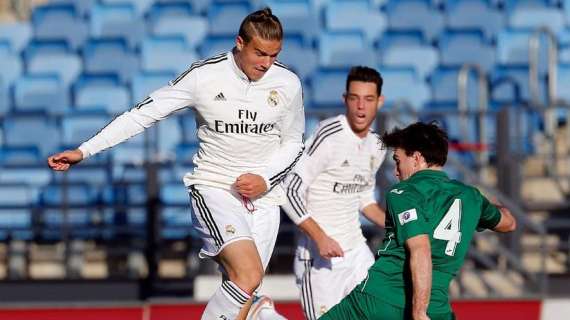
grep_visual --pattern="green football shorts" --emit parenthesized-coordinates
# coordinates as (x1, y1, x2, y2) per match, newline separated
(319, 289, 455, 320)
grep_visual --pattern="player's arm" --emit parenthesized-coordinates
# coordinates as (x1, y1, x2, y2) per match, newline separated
(297, 218, 343, 258)
(236, 85, 304, 198)
(477, 193, 517, 233)
(47, 71, 197, 171)
(406, 234, 432, 320)
(491, 203, 517, 233)
(281, 121, 343, 258)
(361, 203, 385, 228)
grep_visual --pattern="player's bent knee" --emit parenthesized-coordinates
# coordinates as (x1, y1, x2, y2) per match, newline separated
(230, 267, 263, 294)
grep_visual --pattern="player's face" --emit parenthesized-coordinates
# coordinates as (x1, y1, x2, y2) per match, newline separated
(393, 148, 418, 181)
(344, 81, 384, 138)
(235, 35, 282, 81)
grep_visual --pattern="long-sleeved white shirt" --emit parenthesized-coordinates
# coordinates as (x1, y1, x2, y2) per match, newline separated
(79, 51, 305, 204)
(282, 115, 387, 250)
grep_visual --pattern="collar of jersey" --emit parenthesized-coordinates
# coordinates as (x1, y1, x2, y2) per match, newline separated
(340, 114, 372, 144)
(228, 49, 253, 83)
(410, 169, 448, 181)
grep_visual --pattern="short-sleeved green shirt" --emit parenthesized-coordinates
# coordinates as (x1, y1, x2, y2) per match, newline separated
(361, 170, 501, 314)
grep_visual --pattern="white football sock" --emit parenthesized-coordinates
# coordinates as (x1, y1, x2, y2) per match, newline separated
(201, 280, 251, 320)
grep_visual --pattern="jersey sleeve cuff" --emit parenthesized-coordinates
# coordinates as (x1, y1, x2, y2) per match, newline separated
(78, 144, 92, 159)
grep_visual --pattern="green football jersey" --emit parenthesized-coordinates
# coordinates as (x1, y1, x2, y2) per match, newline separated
(361, 170, 501, 314)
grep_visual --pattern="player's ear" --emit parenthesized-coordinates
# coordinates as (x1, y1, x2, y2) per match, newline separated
(377, 95, 385, 110)
(236, 36, 244, 51)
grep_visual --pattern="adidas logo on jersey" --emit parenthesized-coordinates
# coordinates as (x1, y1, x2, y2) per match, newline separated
(341, 160, 350, 167)
(214, 92, 226, 101)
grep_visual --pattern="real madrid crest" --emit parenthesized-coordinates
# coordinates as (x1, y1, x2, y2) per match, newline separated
(267, 90, 279, 107)
(225, 225, 236, 235)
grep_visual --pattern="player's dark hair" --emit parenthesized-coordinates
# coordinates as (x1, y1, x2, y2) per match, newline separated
(382, 121, 448, 166)
(238, 7, 283, 43)
(345, 66, 383, 96)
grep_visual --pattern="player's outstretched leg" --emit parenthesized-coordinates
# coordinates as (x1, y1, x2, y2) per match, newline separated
(202, 240, 264, 320)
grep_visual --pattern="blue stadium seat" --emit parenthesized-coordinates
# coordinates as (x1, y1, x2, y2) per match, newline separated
(439, 30, 496, 72)
(267, 0, 318, 44)
(556, 64, 570, 103)
(141, 36, 199, 74)
(101, 183, 146, 205)
(446, 0, 505, 41)
(3, 114, 61, 156)
(147, 1, 194, 20)
(490, 65, 537, 104)
(61, 114, 111, 148)
(150, 13, 208, 50)
(207, 2, 251, 36)
(565, 0, 570, 25)
(42, 208, 99, 240)
(157, 117, 183, 159)
(160, 182, 189, 205)
(131, 72, 173, 103)
(325, 0, 387, 43)
(199, 36, 234, 58)
(90, 3, 145, 49)
(179, 113, 199, 143)
(23, 39, 70, 60)
(83, 39, 140, 84)
(311, 68, 349, 108)
(496, 29, 550, 71)
(40, 183, 97, 205)
(382, 67, 430, 111)
(381, 44, 438, 79)
(31, 3, 88, 50)
(508, 4, 565, 33)
(162, 207, 193, 239)
(75, 81, 131, 113)
(0, 166, 52, 186)
(101, 0, 153, 15)
(278, 36, 318, 80)
(13, 74, 68, 113)
(318, 32, 377, 68)
(176, 142, 199, 163)
(0, 146, 42, 165)
(429, 66, 480, 106)
(51, 166, 110, 186)
(0, 22, 32, 53)
(386, 0, 444, 42)
(0, 184, 38, 206)
(26, 51, 82, 89)
(378, 30, 427, 48)
(305, 114, 321, 137)
(111, 142, 146, 165)
(154, 0, 211, 14)
(50, 0, 95, 17)
(0, 209, 33, 240)
(0, 51, 22, 114)
(161, 182, 191, 239)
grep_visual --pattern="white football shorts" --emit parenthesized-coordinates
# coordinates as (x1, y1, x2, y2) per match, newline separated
(294, 237, 375, 319)
(188, 184, 280, 270)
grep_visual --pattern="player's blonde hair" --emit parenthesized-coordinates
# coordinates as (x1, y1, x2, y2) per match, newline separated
(238, 7, 283, 43)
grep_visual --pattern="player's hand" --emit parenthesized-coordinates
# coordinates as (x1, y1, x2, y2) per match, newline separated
(47, 149, 83, 171)
(315, 234, 344, 259)
(234, 173, 268, 198)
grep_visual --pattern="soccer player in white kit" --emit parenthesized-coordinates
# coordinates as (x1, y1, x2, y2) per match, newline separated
(282, 66, 387, 319)
(47, 8, 304, 320)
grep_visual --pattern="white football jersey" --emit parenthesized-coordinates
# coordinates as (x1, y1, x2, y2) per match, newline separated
(282, 115, 387, 250)
(79, 51, 305, 204)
